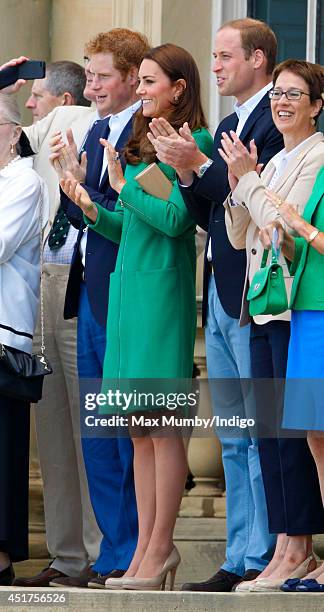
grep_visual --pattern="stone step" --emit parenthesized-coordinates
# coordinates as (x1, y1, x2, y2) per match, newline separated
(15, 518, 324, 596)
(24, 518, 324, 587)
(1, 588, 324, 612)
(13, 542, 227, 590)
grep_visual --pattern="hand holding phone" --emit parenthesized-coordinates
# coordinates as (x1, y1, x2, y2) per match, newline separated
(0, 59, 46, 91)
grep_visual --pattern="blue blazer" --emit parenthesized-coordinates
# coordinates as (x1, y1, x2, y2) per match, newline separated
(62, 117, 133, 327)
(181, 93, 284, 323)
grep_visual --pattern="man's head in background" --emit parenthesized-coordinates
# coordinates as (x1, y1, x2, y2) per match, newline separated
(25, 60, 91, 122)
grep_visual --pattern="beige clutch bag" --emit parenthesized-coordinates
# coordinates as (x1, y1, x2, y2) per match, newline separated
(134, 163, 173, 200)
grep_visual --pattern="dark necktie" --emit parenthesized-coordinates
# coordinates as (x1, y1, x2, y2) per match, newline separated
(84, 117, 110, 188)
(48, 205, 71, 251)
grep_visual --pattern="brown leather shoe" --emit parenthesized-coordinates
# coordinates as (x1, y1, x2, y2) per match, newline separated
(49, 566, 98, 588)
(88, 569, 126, 589)
(13, 566, 68, 587)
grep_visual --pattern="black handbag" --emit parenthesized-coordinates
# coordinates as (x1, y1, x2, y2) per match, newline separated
(0, 344, 52, 402)
(0, 189, 53, 403)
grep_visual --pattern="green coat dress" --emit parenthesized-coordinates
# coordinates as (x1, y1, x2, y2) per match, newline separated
(288, 166, 324, 310)
(85, 128, 212, 414)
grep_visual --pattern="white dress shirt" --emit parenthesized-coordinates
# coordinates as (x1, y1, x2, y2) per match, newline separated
(234, 82, 273, 137)
(99, 100, 141, 183)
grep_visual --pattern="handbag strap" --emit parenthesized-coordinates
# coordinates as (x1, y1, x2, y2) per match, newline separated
(261, 246, 279, 268)
(261, 249, 269, 268)
(38, 186, 46, 355)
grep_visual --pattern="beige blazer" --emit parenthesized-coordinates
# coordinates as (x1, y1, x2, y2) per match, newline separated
(24, 105, 95, 240)
(224, 132, 324, 326)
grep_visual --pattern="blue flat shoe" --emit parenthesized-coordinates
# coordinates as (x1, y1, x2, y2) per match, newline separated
(296, 579, 324, 592)
(280, 578, 302, 592)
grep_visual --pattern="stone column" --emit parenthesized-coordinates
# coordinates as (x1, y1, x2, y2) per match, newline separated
(160, 0, 213, 117)
(112, 0, 162, 46)
(51, 0, 114, 62)
(179, 298, 225, 519)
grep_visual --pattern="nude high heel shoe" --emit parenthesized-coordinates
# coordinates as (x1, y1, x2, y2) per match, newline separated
(250, 554, 318, 592)
(122, 547, 181, 591)
(104, 575, 128, 590)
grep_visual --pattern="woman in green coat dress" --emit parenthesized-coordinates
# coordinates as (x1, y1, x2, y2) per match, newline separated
(61, 43, 213, 591)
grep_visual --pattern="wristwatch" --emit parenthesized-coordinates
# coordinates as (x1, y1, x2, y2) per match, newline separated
(197, 158, 213, 178)
(307, 229, 320, 243)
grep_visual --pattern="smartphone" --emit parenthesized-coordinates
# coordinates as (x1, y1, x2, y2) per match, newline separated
(0, 60, 46, 90)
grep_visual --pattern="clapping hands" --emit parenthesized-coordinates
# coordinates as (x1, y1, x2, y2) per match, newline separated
(218, 131, 263, 191)
(49, 129, 87, 182)
(100, 138, 126, 194)
(147, 117, 207, 185)
(60, 172, 97, 221)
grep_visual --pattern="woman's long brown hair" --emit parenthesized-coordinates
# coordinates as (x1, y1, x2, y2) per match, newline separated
(124, 43, 208, 165)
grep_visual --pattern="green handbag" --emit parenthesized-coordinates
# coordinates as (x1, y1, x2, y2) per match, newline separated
(247, 247, 288, 316)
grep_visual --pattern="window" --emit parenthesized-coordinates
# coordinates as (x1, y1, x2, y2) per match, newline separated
(247, 0, 308, 61)
(315, 0, 323, 63)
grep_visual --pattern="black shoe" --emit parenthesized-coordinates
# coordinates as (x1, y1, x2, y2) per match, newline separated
(88, 569, 126, 589)
(242, 569, 261, 581)
(232, 568, 262, 591)
(182, 569, 242, 592)
(0, 564, 14, 586)
(49, 566, 98, 588)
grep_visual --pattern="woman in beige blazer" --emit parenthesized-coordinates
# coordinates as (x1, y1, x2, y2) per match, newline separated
(219, 59, 324, 592)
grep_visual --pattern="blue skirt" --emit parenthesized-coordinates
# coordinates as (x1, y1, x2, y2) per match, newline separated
(283, 310, 324, 430)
